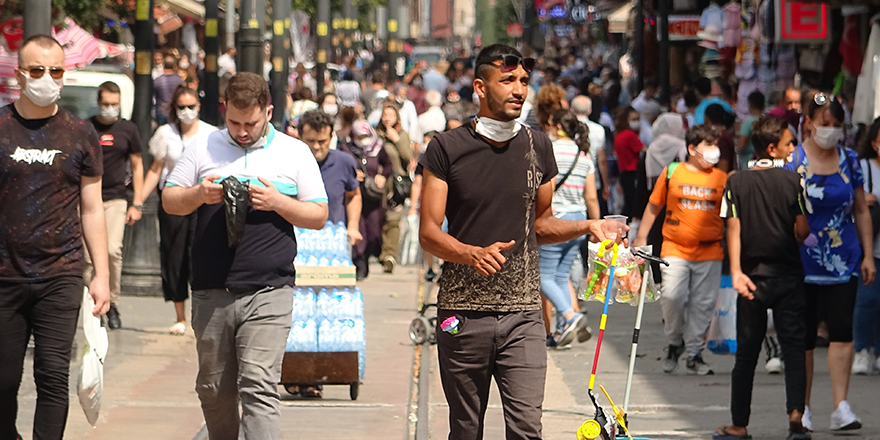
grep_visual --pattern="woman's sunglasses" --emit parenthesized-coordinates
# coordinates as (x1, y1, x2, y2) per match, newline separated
(19, 66, 65, 80)
(813, 93, 837, 107)
(177, 104, 198, 110)
(495, 54, 536, 73)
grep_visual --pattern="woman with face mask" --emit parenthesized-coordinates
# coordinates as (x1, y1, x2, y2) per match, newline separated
(374, 102, 413, 274)
(142, 85, 218, 336)
(784, 94, 876, 432)
(613, 105, 644, 218)
(338, 120, 394, 280)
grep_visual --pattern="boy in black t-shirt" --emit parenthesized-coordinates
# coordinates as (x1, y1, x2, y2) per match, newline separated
(716, 116, 811, 440)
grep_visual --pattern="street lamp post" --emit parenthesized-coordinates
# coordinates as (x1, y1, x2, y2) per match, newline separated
(203, 0, 221, 126)
(23, 0, 51, 39)
(271, 0, 291, 130)
(239, 0, 266, 75)
(122, 0, 163, 296)
(316, 0, 330, 94)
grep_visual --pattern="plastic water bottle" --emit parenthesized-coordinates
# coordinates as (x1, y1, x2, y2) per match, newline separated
(304, 319, 318, 352)
(318, 250, 331, 267)
(334, 222, 348, 258)
(353, 319, 366, 378)
(351, 288, 364, 319)
(318, 319, 334, 352)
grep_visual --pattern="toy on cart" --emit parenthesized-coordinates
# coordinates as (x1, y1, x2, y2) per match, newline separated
(584, 244, 660, 306)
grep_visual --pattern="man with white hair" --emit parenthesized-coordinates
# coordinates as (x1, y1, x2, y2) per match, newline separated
(418, 90, 447, 135)
(571, 95, 611, 209)
(639, 101, 662, 147)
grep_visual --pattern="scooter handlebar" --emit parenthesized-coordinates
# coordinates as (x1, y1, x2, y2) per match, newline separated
(633, 249, 669, 266)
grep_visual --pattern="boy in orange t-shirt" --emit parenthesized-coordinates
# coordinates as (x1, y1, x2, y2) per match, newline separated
(634, 124, 728, 376)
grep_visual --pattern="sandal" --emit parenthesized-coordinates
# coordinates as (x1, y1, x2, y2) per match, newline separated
(713, 426, 752, 440)
(299, 386, 323, 398)
(169, 322, 186, 336)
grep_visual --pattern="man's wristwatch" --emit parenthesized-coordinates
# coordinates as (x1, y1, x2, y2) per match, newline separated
(133, 204, 144, 212)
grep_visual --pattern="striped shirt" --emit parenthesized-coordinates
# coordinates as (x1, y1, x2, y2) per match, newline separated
(552, 138, 595, 217)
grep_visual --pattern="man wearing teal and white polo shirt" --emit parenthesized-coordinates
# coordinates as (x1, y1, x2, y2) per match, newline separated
(163, 72, 328, 440)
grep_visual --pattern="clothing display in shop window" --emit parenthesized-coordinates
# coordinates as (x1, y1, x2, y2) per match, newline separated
(853, 16, 880, 125)
(700, 3, 725, 37)
(839, 14, 863, 76)
(775, 45, 797, 90)
(722, 2, 742, 50)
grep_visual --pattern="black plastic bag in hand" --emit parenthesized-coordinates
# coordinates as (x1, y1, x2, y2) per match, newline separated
(221, 176, 249, 248)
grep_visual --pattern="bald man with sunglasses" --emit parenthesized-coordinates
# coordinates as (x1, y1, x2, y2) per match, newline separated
(419, 43, 625, 440)
(0, 35, 110, 440)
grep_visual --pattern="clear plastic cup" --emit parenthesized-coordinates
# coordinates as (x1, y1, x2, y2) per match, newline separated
(603, 215, 628, 240)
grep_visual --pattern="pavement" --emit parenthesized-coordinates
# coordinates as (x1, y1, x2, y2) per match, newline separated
(13, 263, 880, 440)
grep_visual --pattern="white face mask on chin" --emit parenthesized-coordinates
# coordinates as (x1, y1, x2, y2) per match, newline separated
(474, 116, 521, 142)
(21, 73, 62, 107)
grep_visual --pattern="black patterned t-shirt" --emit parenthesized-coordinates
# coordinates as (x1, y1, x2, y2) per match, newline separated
(0, 104, 103, 282)
(420, 123, 558, 311)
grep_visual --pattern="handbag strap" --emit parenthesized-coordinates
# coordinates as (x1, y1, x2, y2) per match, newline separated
(868, 159, 874, 194)
(554, 151, 581, 193)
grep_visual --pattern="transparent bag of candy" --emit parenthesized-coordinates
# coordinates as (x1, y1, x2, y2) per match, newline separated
(583, 244, 660, 306)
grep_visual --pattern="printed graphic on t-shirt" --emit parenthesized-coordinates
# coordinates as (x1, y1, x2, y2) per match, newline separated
(100, 134, 114, 147)
(678, 185, 719, 211)
(10, 147, 63, 165)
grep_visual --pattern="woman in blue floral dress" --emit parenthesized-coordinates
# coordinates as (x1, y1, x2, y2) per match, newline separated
(785, 95, 875, 431)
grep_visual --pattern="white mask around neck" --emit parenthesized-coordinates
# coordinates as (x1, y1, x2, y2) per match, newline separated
(474, 116, 521, 142)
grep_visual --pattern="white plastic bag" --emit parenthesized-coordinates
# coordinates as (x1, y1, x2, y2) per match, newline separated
(706, 276, 737, 355)
(399, 213, 422, 266)
(77, 287, 108, 426)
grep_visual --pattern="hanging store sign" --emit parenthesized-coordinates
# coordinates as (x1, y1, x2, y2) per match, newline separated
(667, 15, 701, 41)
(775, 0, 829, 43)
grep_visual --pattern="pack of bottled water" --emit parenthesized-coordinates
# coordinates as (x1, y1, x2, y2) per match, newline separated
(294, 221, 353, 267)
(286, 318, 318, 352)
(286, 286, 366, 378)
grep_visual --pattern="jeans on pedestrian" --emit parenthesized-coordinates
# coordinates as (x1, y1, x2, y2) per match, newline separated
(0, 277, 83, 440)
(659, 256, 722, 358)
(191, 286, 293, 440)
(539, 212, 586, 332)
(436, 309, 546, 440)
(730, 276, 806, 427)
(854, 257, 880, 353)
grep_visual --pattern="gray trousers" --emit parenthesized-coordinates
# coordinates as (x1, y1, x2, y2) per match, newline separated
(191, 286, 293, 440)
(436, 309, 547, 440)
(659, 257, 722, 358)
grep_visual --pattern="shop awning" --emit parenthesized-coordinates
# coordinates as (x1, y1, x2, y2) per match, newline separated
(162, 0, 205, 19)
(607, 2, 632, 34)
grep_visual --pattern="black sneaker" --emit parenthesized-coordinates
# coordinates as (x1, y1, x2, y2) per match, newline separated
(425, 268, 437, 282)
(546, 334, 557, 348)
(663, 344, 685, 373)
(107, 304, 122, 330)
(686, 354, 714, 375)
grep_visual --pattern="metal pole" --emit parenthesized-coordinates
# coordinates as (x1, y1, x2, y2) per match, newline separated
(387, 0, 401, 82)
(658, 0, 670, 104)
(344, 0, 354, 56)
(317, 0, 330, 94)
(23, 0, 51, 39)
(332, 14, 342, 64)
(271, 0, 290, 130)
(122, 0, 162, 296)
(226, 0, 236, 51)
(203, 0, 220, 126)
(239, 0, 265, 75)
(633, 0, 645, 94)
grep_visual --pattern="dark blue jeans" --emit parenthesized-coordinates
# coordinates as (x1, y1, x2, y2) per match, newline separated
(854, 257, 880, 353)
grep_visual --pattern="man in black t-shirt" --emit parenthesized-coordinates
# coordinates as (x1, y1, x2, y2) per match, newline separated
(717, 116, 811, 440)
(419, 44, 623, 440)
(0, 35, 110, 440)
(86, 81, 145, 329)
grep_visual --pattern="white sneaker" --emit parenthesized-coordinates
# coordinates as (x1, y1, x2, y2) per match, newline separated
(802, 406, 812, 432)
(765, 357, 784, 374)
(852, 349, 872, 375)
(829, 401, 862, 431)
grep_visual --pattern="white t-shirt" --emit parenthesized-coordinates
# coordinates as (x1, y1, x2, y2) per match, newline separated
(165, 125, 327, 204)
(149, 121, 218, 189)
(861, 157, 880, 257)
(218, 53, 236, 77)
(552, 138, 595, 217)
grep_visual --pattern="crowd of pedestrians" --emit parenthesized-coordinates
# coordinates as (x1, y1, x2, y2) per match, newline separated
(2, 31, 880, 440)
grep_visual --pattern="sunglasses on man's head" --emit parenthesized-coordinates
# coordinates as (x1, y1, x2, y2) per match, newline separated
(494, 54, 536, 73)
(177, 104, 197, 110)
(20, 66, 65, 80)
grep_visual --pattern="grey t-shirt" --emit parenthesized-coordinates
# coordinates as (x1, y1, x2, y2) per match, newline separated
(420, 123, 558, 311)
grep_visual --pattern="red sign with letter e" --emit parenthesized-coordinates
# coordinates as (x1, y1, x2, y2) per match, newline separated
(776, 0, 828, 43)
